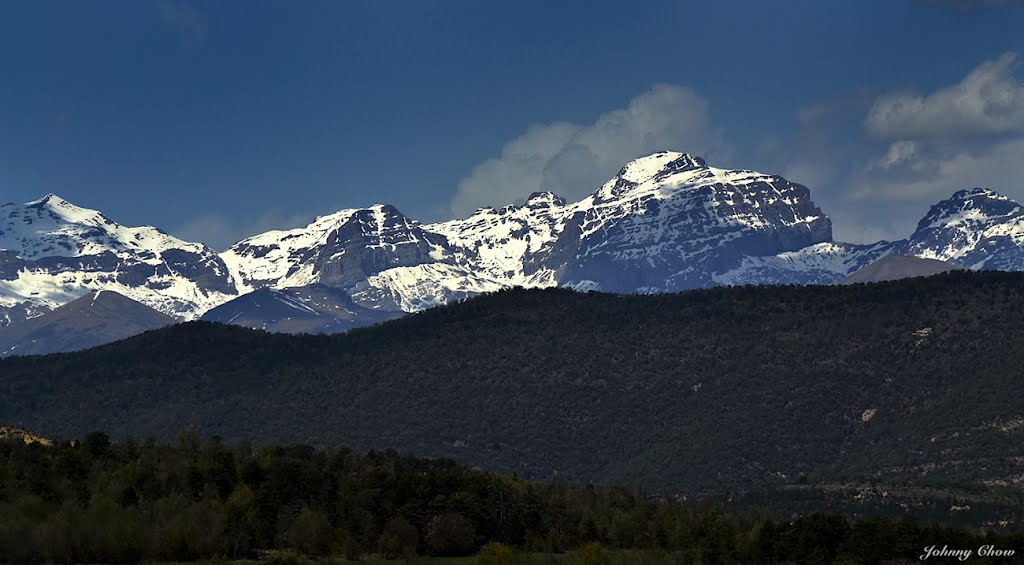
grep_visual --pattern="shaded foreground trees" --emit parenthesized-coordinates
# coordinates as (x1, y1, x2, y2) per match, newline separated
(1, 432, 1022, 564)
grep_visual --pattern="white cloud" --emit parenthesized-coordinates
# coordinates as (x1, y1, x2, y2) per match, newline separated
(853, 138, 1024, 203)
(867, 140, 944, 180)
(449, 84, 726, 216)
(832, 137, 1024, 243)
(852, 52, 1024, 218)
(865, 52, 1024, 140)
(869, 140, 921, 171)
(450, 123, 580, 216)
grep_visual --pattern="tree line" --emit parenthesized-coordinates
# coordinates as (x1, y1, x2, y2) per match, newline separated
(1, 432, 1021, 564)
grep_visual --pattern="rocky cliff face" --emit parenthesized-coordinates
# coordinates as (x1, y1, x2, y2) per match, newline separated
(221, 204, 501, 312)
(5, 153, 1024, 335)
(0, 195, 237, 325)
(894, 188, 1024, 271)
(431, 151, 834, 293)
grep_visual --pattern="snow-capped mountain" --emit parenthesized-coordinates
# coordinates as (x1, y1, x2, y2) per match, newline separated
(221, 203, 502, 312)
(893, 188, 1024, 271)
(720, 188, 1024, 285)
(714, 241, 891, 286)
(427, 191, 567, 288)
(431, 152, 835, 293)
(6, 152, 1024, 336)
(0, 195, 238, 325)
(221, 151, 840, 316)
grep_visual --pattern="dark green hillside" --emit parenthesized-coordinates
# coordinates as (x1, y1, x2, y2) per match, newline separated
(2, 271, 1024, 497)
(5, 434, 1022, 564)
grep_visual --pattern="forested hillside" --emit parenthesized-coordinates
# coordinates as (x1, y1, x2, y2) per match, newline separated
(2, 271, 1023, 497)
(2, 433, 1021, 564)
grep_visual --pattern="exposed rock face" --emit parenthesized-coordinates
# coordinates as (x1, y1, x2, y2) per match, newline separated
(0, 195, 238, 323)
(0, 300, 51, 328)
(0, 290, 174, 357)
(432, 151, 834, 293)
(222, 204, 498, 312)
(6, 153, 1024, 338)
(894, 188, 1024, 270)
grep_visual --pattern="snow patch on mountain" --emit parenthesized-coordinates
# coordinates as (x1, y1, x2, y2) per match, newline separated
(715, 241, 896, 285)
(0, 195, 238, 320)
(220, 208, 363, 292)
(427, 191, 566, 287)
(2, 195, 210, 260)
(353, 263, 506, 312)
(430, 151, 834, 293)
(897, 188, 1024, 270)
(6, 154, 1024, 333)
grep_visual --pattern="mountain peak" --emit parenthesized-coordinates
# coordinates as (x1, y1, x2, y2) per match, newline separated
(949, 187, 1008, 201)
(24, 194, 100, 223)
(896, 188, 1024, 269)
(916, 188, 1021, 232)
(30, 193, 70, 206)
(615, 151, 707, 183)
(525, 191, 566, 208)
(1, 194, 238, 320)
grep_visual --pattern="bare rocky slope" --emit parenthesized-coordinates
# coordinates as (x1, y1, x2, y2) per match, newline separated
(5, 153, 1024, 336)
(840, 255, 963, 284)
(0, 290, 174, 357)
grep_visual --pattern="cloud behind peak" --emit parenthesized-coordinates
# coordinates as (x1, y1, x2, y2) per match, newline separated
(865, 52, 1024, 141)
(448, 84, 727, 217)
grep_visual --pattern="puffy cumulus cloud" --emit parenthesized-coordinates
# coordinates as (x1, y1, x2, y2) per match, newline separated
(450, 123, 580, 216)
(838, 133, 1024, 242)
(448, 85, 726, 216)
(865, 52, 1024, 140)
(850, 139, 1024, 203)
(867, 140, 943, 180)
(853, 53, 1024, 211)
(869, 140, 922, 171)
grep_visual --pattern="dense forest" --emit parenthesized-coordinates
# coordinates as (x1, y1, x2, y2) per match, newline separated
(2, 272, 1024, 503)
(1, 432, 1022, 564)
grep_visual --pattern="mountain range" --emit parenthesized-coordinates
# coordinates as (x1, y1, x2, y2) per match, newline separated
(4, 150, 1024, 343)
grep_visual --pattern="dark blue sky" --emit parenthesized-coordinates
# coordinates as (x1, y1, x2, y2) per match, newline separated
(3, 0, 1024, 248)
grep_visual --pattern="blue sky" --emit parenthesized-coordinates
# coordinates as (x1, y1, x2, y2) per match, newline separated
(2, 0, 1024, 248)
